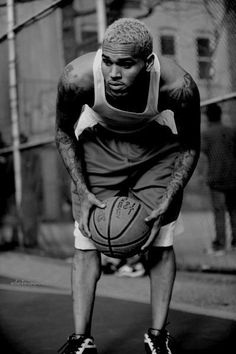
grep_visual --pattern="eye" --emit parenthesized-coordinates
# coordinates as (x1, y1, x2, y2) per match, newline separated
(120, 62, 134, 69)
(122, 64, 132, 69)
(102, 58, 112, 66)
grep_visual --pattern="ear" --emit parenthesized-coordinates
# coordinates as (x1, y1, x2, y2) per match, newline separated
(145, 53, 155, 72)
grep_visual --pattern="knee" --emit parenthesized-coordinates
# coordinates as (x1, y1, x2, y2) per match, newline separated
(149, 245, 174, 258)
(73, 249, 102, 281)
(147, 246, 175, 268)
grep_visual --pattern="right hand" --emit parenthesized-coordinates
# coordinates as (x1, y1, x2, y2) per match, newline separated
(77, 189, 106, 238)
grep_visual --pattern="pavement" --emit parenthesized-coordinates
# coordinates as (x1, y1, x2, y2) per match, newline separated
(0, 279, 235, 354)
(0, 211, 236, 353)
(0, 250, 236, 354)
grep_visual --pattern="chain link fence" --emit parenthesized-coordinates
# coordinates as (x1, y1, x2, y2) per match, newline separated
(0, 0, 235, 257)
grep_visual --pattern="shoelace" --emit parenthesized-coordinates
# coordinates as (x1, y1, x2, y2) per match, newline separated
(58, 335, 84, 354)
(148, 330, 172, 354)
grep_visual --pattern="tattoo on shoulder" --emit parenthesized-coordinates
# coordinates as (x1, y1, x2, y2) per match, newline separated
(168, 73, 196, 102)
(62, 64, 75, 83)
(65, 64, 74, 75)
(57, 66, 86, 104)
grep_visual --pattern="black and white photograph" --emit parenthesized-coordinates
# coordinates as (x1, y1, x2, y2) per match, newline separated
(0, 1, 236, 353)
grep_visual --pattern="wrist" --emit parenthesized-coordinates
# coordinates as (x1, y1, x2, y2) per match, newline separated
(158, 197, 171, 214)
(76, 183, 89, 198)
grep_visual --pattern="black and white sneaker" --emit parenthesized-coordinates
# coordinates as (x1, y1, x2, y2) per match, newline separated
(115, 262, 146, 277)
(144, 328, 172, 354)
(58, 334, 98, 354)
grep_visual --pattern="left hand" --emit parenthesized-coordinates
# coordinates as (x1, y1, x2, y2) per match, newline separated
(141, 201, 169, 252)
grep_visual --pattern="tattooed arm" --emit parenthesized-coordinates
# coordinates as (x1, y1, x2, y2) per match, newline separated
(56, 64, 86, 191)
(142, 64, 200, 250)
(159, 72, 200, 207)
(55, 55, 105, 237)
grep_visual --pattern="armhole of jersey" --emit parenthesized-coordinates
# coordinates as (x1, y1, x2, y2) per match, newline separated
(92, 49, 102, 108)
(152, 53, 161, 111)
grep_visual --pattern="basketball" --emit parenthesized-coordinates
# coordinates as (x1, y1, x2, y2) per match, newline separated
(89, 196, 151, 258)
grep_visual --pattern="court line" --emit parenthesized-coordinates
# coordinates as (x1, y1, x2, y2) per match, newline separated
(0, 283, 235, 321)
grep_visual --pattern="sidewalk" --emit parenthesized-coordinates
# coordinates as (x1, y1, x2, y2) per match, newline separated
(1, 211, 236, 320)
(0, 212, 235, 277)
(175, 212, 236, 274)
(0, 248, 236, 321)
(35, 211, 236, 274)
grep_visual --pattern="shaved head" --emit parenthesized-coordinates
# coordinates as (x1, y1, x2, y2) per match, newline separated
(103, 18, 153, 59)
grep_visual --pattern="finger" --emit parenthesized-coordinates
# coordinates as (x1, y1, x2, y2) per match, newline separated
(92, 198, 106, 209)
(79, 224, 88, 238)
(83, 212, 92, 238)
(145, 211, 158, 223)
(80, 211, 91, 238)
(83, 224, 91, 238)
(141, 229, 157, 252)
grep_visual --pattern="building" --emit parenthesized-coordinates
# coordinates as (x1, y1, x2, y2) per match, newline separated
(0, 0, 235, 224)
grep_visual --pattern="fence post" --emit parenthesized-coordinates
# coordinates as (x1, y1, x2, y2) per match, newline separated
(96, 0, 107, 44)
(7, 0, 23, 247)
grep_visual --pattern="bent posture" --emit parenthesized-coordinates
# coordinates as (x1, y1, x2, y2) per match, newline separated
(56, 18, 200, 354)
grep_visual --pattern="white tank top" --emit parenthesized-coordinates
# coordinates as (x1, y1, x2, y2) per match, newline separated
(75, 49, 177, 138)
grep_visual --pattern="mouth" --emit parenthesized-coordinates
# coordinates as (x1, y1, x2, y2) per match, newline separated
(107, 82, 124, 91)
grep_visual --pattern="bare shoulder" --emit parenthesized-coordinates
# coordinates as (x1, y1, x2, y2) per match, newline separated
(159, 55, 199, 102)
(59, 51, 96, 95)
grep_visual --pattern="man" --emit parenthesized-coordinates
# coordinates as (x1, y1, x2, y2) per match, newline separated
(56, 18, 200, 354)
(202, 103, 236, 255)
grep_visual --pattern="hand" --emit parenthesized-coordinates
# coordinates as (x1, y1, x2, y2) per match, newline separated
(77, 190, 106, 238)
(140, 199, 169, 252)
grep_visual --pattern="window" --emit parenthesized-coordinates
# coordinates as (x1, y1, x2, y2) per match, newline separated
(196, 37, 212, 79)
(81, 29, 97, 42)
(160, 35, 175, 57)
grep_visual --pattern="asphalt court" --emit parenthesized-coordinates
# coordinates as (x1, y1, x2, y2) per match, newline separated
(0, 279, 235, 354)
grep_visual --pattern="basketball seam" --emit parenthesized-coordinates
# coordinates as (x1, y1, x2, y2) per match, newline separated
(91, 228, 150, 251)
(110, 203, 142, 240)
(92, 210, 107, 240)
(107, 196, 120, 257)
(91, 197, 150, 257)
(109, 228, 150, 248)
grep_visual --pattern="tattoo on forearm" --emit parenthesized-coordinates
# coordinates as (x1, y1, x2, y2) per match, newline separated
(55, 66, 89, 195)
(162, 149, 198, 203)
(159, 72, 200, 208)
(56, 126, 88, 195)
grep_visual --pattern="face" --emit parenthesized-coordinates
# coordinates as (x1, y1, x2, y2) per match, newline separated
(101, 43, 149, 99)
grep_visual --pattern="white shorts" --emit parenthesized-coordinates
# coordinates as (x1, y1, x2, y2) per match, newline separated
(74, 215, 184, 250)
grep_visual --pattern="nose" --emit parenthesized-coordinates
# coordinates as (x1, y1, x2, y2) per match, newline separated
(110, 64, 121, 79)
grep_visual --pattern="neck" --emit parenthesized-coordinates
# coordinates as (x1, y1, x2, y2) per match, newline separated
(105, 73, 150, 113)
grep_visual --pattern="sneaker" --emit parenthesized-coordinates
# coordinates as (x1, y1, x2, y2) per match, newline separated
(144, 329, 172, 354)
(115, 262, 146, 277)
(205, 241, 225, 256)
(205, 248, 225, 256)
(102, 262, 117, 274)
(231, 241, 236, 250)
(57, 334, 98, 354)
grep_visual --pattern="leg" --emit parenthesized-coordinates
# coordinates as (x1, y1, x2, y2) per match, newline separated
(72, 249, 102, 336)
(210, 188, 226, 248)
(225, 190, 236, 246)
(147, 246, 176, 330)
(144, 245, 176, 353)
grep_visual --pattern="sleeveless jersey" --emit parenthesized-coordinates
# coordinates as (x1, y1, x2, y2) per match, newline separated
(75, 49, 177, 138)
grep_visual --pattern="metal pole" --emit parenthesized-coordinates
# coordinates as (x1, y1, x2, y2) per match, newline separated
(7, 0, 23, 246)
(200, 92, 236, 107)
(96, 0, 107, 44)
